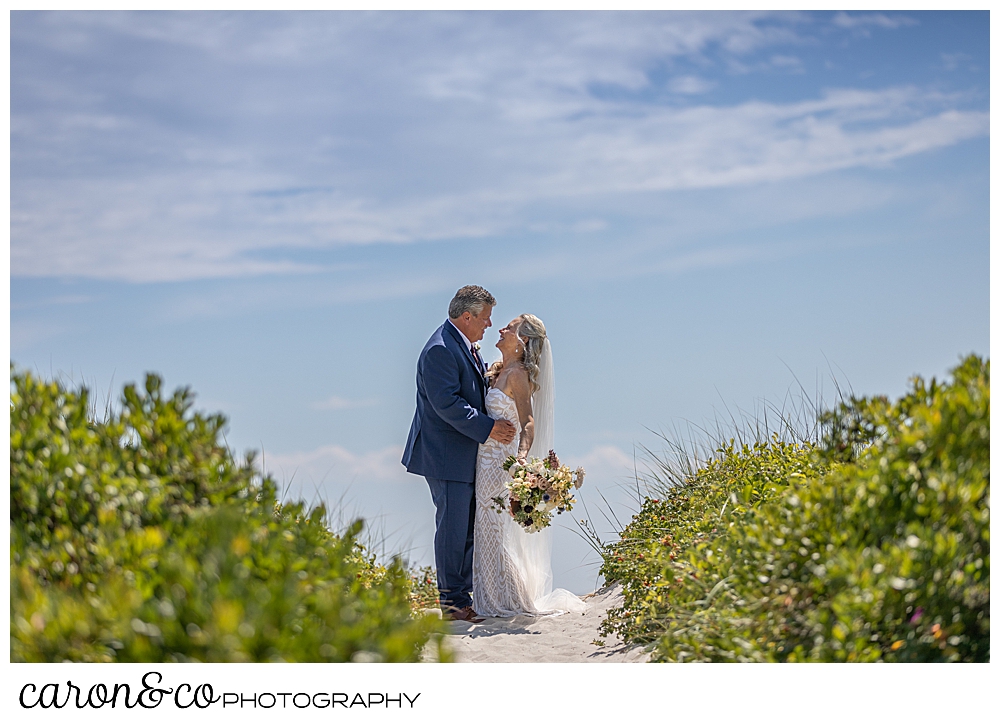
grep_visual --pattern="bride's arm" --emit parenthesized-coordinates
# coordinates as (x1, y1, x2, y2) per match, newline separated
(507, 370, 535, 461)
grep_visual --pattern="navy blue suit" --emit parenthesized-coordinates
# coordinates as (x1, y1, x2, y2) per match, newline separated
(402, 321, 494, 610)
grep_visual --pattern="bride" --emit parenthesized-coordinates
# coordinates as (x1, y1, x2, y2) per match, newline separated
(472, 314, 587, 617)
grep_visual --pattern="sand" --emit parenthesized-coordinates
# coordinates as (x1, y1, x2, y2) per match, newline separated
(423, 584, 652, 663)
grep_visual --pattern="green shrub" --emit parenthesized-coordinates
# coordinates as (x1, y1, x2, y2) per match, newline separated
(599, 438, 825, 643)
(408, 565, 440, 611)
(11, 369, 446, 662)
(601, 355, 989, 662)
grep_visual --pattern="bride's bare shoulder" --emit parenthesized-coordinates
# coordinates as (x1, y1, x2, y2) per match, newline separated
(504, 365, 531, 396)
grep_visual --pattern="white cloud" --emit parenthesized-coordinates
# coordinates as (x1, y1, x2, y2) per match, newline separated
(10, 294, 94, 310)
(578, 444, 635, 477)
(10, 320, 70, 350)
(667, 75, 716, 94)
(10, 11, 984, 283)
(259, 443, 436, 560)
(728, 53, 804, 75)
(941, 52, 973, 71)
(311, 395, 377, 410)
(263, 443, 408, 487)
(831, 12, 917, 31)
(13, 81, 985, 284)
(769, 54, 804, 72)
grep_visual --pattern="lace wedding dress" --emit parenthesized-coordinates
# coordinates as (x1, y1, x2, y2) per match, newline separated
(472, 386, 586, 617)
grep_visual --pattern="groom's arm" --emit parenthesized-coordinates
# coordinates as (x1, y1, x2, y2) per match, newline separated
(421, 345, 497, 444)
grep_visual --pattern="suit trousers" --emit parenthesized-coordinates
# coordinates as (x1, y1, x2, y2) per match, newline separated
(425, 476, 476, 610)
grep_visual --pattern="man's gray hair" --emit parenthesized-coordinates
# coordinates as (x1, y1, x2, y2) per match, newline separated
(448, 285, 497, 319)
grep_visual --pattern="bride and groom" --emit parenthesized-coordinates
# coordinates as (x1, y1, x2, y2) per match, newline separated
(402, 285, 586, 622)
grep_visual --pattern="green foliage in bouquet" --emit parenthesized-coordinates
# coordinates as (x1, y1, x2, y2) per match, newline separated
(494, 451, 581, 533)
(600, 355, 989, 662)
(11, 369, 447, 662)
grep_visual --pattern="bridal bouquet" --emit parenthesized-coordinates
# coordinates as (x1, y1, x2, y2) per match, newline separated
(491, 450, 586, 533)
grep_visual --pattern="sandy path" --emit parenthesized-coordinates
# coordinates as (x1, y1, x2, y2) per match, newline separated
(424, 585, 651, 663)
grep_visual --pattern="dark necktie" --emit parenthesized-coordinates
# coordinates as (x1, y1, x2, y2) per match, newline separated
(471, 346, 485, 376)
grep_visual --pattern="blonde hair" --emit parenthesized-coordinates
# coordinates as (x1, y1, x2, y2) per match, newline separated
(516, 314, 547, 394)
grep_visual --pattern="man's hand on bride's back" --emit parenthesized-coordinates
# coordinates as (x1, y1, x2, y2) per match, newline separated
(489, 419, 517, 444)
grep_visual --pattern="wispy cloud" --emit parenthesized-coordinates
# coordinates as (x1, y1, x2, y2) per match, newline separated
(264, 444, 407, 485)
(831, 12, 918, 31)
(10, 320, 70, 349)
(11, 294, 95, 310)
(11, 11, 985, 284)
(578, 445, 634, 475)
(941, 52, 975, 72)
(667, 75, 716, 94)
(260, 442, 436, 559)
(311, 395, 377, 411)
(769, 54, 804, 72)
(13, 83, 984, 283)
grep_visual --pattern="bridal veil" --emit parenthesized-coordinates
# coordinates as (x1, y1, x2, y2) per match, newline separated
(507, 337, 587, 614)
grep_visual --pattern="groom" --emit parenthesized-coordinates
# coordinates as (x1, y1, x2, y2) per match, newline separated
(402, 285, 517, 622)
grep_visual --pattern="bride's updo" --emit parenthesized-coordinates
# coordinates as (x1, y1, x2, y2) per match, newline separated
(516, 314, 547, 394)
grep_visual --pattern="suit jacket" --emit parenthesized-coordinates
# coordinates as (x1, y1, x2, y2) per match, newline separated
(401, 321, 495, 483)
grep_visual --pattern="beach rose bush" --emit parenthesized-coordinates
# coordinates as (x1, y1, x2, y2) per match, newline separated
(408, 565, 440, 610)
(601, 355, 989, 662)
(599, 438, 823, 644)
(11, 369, 446, 662)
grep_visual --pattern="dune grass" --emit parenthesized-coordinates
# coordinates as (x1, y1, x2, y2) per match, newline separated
(597, 354, 989, 662)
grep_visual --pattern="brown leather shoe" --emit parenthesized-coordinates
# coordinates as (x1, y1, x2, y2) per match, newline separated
(445, 606, 484, 623)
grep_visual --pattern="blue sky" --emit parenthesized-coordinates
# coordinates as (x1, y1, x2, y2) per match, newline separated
(10, 10, 989, 593)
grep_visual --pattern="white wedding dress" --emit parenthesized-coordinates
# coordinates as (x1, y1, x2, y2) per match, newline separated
(472, 353, 586, 617)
